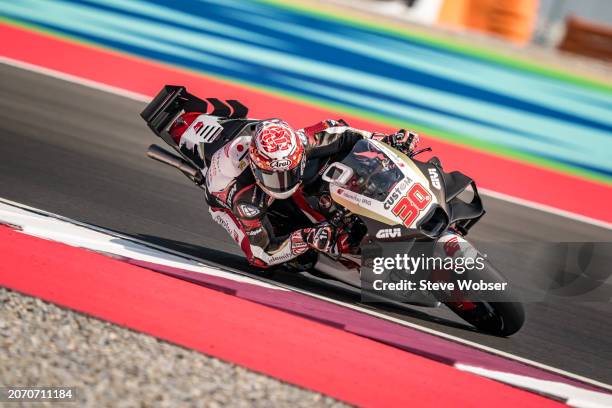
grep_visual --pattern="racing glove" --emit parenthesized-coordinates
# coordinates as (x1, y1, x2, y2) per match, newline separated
(303, 223, 338, 256)
(385, 129, 419, 153)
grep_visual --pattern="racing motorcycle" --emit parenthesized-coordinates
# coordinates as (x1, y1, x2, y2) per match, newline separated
(141, 86, 525, 336)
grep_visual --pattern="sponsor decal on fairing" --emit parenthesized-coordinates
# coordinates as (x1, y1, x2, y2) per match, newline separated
(383, 180, 410, 210)
(375, 228, 401, 239)
(428, 168, 441, 190)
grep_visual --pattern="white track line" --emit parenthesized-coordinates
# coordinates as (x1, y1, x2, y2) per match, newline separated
(1, 55, 610, 231)
(480, 188, 612, 231)
(1, 197, 611, 393)
(0, 56, 150, 102)
(0, 201, 284, 290)
(456, 364, 612, 408)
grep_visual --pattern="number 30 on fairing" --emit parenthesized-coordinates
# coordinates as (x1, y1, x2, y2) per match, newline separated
(391, 183, 432, 227)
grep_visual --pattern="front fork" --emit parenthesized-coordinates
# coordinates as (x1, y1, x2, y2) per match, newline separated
(432, 231, 487, 309)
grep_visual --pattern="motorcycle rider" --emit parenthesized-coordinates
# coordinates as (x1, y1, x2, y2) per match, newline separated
(169, 115, 418, 268)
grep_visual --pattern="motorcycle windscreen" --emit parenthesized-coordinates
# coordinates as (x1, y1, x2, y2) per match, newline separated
(341, 140, 405, 201)
(252, 165, 303, 194)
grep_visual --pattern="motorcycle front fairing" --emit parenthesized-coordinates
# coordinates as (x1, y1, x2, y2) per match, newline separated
(324, 139, 484, 243)
(412, 159, 485, 236)
(319, 139, 483, 306)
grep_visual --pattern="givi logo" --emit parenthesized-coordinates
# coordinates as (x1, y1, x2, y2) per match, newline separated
(376, 228, 401, 239)
(428, 168, 441, 189)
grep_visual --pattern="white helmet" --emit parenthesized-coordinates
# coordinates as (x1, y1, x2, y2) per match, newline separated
(249, 119, 306, 199)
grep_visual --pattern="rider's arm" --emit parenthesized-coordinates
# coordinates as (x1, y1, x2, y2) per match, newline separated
(303, 120, 385, 159)
(231, 201, 309, 268)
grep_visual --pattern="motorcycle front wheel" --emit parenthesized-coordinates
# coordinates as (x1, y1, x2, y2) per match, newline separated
(444, 298, 525, 336)
(433, 259, 525, 336)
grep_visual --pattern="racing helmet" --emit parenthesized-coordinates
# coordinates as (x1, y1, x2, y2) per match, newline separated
(249, 119, 305, 200)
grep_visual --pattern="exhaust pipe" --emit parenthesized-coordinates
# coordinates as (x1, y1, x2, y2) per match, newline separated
(147, 144, 203, 183)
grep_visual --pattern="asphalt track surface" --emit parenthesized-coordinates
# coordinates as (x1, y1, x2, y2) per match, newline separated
(1, 63, 611, 385)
